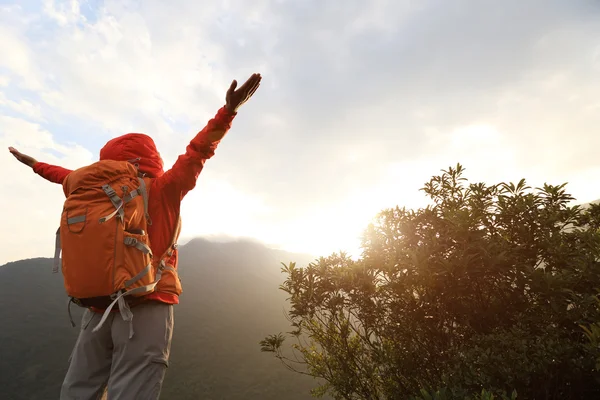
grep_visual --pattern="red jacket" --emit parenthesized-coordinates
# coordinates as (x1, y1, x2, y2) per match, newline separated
(34, 106, 236, 306)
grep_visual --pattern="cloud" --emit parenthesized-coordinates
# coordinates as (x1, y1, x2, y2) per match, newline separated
(0, 91, 43, 120)
(1, 0, 600, 264)
(0, 115, 94, 264)
(200, 0, 600, 206)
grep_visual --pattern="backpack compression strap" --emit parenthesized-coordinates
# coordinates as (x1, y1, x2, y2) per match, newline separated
(92, 216, 182, 338)
(91, 262, 164, 339)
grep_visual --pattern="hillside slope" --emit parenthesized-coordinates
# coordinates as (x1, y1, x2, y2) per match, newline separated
(0, 239, 323, 400)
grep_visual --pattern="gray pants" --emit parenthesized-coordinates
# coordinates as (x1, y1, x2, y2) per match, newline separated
(60, 302, 174, 400)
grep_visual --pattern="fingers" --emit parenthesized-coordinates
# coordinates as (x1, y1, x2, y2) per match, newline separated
(227, 80, 237, 98)
(243, 74, 261, 97)
(226, 73, 261, 111)
(237, 78, 253, 93)
(8, 146, 22, 159)
(249, 74, 261, 93)
(246, 81, 260, 99)
(8, 147, 34, 166)
(238, 73, 261, 92)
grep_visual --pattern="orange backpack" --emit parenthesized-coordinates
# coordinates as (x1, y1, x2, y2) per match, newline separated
(53, 159, 173, 335)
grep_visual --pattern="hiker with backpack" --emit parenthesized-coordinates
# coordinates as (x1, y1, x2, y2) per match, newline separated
(8, 73, 262, 400)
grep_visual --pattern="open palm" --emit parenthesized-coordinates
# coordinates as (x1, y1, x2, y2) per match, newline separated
(8, 147, 37, 168)
(225, 73, 262, 114)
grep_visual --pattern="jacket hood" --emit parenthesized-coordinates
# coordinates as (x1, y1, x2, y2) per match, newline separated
(99, 133, 164, 178)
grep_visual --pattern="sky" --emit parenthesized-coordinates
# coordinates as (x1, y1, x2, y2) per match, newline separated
(1, 0, 600, 266)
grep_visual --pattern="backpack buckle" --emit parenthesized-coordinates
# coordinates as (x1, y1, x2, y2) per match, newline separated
(102, 184, 117, 198)
(124, 237, 138, 247)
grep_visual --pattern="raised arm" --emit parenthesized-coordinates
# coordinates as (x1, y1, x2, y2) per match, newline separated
(8, 147, 72, 184)
(33, 162, 72, 184)
(156, 73, 262, 199)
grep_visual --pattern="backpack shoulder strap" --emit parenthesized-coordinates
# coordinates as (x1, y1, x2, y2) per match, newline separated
(172, 216, 182, 246)
(167, 216, 182, 258)
(158, 216, 182, 269)
(138, 177, 151, 225)
(53, 227, 61, 274)
(123, 177, 152, 225)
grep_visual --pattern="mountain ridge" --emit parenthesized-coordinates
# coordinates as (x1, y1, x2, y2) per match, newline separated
(0, 238, 325, 400)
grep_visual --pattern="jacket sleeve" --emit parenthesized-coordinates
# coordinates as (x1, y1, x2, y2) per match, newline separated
(32, 162, 72, 184)
(156, 106, 236, 199)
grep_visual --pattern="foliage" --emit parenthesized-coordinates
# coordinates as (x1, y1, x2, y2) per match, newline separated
(261, 164, 600, 399)
(581, 291, 600, 371)
(411, 387, 517, 400)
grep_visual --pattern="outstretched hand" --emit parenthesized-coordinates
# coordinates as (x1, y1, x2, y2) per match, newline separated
(225, 73, 262, 114)
(8, 147, 37, 168)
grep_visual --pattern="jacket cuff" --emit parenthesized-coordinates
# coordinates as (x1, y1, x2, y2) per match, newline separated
(220, 105, 238, 120)
(32, 162, 44, 174)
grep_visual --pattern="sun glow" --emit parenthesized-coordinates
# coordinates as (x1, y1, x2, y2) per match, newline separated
(177, 164, 432, 262)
